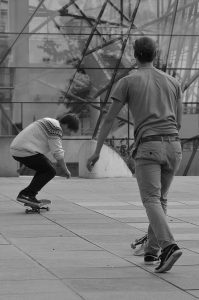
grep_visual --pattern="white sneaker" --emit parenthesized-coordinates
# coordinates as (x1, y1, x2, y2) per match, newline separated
(133, 243, 146, 256)
(131, 234, 147, 256)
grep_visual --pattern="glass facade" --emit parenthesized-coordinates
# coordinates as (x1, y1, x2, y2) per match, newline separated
(0, 0, 199, 155)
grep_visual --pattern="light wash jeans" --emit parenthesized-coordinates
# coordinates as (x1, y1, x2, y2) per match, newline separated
(135, 140, 182, 255)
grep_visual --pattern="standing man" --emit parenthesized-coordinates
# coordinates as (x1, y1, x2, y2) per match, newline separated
(87, 37, 183, 273)
(10, 113, 79, 204)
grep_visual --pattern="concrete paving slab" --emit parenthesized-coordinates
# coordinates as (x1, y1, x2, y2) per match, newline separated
(64, 223, 138, 236)
(0, 234, 9, 244)
(10, 236, 100, 252)
(0, 280, 82, 299)
(0, 265, 55, 281)
(49, 265, 140, 279)
(64, 277, 197, 300)
(127, 222, 196, 231)
(111, 216, 149, 222)
(0, 224, 76, 238)
(34, 250, 133, 268)
(157, 265, 199, 289)
(188, 291, 199, 298)
(0, 294, 83, 300)
(0, 176, 199, 300)
(75, 201, 132, 207)
(0, 213, 53, 225)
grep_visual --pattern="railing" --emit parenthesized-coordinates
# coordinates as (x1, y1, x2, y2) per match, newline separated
(1, 100, 199, 175)
(0, 100, 133, 143)
(180, 135, 199, 176)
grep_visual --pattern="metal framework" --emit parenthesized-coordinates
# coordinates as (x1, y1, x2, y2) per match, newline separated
(1, 0, 199, 173)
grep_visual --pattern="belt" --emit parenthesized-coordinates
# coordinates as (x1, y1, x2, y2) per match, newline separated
(139, 134, 180, 144)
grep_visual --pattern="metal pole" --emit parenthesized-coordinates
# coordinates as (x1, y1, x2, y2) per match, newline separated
(0, 0, 46, 66)
(92, 0, 141, 139)
(64, 0, 109, 97)
(164, 0, 179, 71)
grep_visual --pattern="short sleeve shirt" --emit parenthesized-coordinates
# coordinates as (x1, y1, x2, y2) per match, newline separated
(111, 67, 182, 145)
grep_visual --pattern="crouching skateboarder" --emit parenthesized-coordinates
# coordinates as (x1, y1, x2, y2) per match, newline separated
(10, 114, 79, 205)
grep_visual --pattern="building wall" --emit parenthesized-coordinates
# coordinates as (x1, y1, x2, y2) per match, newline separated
(0, 136, 19, 177)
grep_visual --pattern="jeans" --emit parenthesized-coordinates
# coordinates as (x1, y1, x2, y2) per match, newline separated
(135, 140, 182, 254)
(13, 154, 56, 197)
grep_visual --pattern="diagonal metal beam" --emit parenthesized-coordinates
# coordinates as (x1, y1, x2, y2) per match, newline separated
(66, 92, 134, 126)
(64, 0, 109, 97)
(183, 70, 199, 92)
(0, 0, 45, 66)
(183, 137, 199, 176)
(0, 103, 20, 133)
(85, 36, 123, 56)
(92, 0, 141, 139)
(139, 0, 199, 32)
(71, 0, 107, 42)
(164, 0, 179, 71)
(108, 0, 130, 22)
(93, 63, 136, 99)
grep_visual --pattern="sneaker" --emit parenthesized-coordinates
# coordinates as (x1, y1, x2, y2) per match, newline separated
(133, 242, 146, 256)
(131, 234, 147, 256)
(17, 194, 41, 205)
(144, 253, 159, 265)
(155, 244, 182, 273)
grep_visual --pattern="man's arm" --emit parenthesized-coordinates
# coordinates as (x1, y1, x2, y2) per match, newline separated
(49, 138, 71, 178)
(177, 93, 183, 131)
(56, 157, 71, 178)
(87, 99, 124, 171)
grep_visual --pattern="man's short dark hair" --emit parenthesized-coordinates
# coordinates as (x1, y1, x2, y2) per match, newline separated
(57, 113, 79, 132)
(133, 37, 157, 63)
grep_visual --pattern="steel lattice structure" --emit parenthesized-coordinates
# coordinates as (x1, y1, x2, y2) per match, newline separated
(0, 0, 199, 136)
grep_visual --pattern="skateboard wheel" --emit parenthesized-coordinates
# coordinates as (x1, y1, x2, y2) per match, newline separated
(46, 207, 50, 211)
(25, 209, 29, 214)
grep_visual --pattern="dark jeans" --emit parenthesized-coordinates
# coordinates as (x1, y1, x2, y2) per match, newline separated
(13, 154, 56, 197)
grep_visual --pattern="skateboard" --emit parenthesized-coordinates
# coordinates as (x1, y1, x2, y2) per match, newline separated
(131, 234, 147, 256)
(24, 199, 51, 214)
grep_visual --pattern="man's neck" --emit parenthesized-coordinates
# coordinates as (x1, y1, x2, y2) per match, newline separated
(137, 61, 154, 69)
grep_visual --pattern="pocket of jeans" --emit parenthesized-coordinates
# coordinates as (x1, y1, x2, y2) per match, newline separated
(136, 142, 161, 160)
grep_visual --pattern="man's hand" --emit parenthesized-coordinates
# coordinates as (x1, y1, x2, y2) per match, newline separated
(56, 158, 71, 179)
(65, 169, 71, 179)
(87, 154, 99, 171)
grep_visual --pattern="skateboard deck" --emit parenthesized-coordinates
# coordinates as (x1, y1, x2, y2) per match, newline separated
(24, 199, 51, 214)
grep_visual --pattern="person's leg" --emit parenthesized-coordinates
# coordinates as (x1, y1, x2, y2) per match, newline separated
(160, 167, 175, 212)
(135, 140, 183, 272)
(158, 139, 182, 230)
(13, 154, 56, 197)
(144, 181, 170, 258)
(135, 159, 175, 252)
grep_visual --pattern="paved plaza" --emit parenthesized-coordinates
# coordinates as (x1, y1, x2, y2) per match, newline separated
(0, 175, 199, 300)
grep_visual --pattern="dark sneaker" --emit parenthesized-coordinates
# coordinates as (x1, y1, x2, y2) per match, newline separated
(144, 253, 159, 265)
(17, 194, 41, 205)
(155, 244, 182, 273)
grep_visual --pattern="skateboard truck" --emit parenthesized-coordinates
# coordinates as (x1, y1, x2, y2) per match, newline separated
(24, 199, 51, 214)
